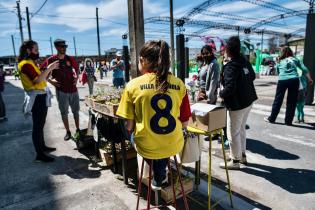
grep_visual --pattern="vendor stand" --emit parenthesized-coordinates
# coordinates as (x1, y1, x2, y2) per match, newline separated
(84, 87, 132, 185)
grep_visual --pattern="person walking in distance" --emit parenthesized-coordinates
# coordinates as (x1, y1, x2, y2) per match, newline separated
(110, 51, 125, 88)
(84, 58, 95, 95)
(219, 36, 257, 169)
(41, 39, 81, 141)
(116, 40, 191, 189)
(18, 40, 59, 162)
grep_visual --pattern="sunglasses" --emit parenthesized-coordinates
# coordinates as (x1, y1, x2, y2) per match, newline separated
(56, 45, 68, 48)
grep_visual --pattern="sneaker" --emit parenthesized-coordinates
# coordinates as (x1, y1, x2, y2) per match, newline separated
(219, 160, 240, 170)
(43, 146, 56, 152)
(35, 154, 54, 163)
(241, 155, 248, 165)
(0, 117, 8, 122)
(151, 176, 168, 191)
(73, 129, 81, 141)
(264, 117, 274, 123)
(227, 155, 247, 165)
(64, 131, 72, 141)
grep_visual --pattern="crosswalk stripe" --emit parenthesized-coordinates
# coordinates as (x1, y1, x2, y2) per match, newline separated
(269, 133, 315, 147)
(253, 104, 315, 117)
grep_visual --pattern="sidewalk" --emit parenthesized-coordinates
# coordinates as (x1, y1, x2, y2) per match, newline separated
(0, 77, 147, 209)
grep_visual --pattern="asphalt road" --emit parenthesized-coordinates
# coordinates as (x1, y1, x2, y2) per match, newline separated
(205, 76, 315, 210)
(1, 74, 314, 210)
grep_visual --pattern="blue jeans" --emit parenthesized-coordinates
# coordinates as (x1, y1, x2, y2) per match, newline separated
(131, 133, 168, 182)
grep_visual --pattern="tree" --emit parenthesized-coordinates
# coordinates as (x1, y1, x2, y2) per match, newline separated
(268, 36, 277, 54)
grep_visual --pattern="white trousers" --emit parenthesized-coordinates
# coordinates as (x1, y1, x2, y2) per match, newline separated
(227, 104, 252, 160)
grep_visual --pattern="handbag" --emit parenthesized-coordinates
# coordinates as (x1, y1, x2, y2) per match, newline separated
(179, 132, 203, 163)
(80, 71, 88, 85)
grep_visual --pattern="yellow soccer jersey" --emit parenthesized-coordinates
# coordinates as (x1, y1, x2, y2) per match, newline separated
(116, 73, 187, 159)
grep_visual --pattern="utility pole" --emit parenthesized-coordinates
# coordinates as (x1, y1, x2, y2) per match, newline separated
(169, 0, 175, 74)
(128, 0, 145, 78)
(73, 36, 77, 57)
(96, 7, 102, 79)
(303, 5, 315, 104)
(50, 37, 54, 55)
(122, 34, 130, 82)
(261, 30, 264, 53)
(11, 35, 17, 67)
(26, 7, 31, 40)
(16, 0, 24, 44)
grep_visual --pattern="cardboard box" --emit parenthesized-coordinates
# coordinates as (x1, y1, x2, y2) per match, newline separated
(99, 147, 137, 166)
(189, 103, 226, 132)
(93, 102, 118, 117)
(142, 174, 194, 203)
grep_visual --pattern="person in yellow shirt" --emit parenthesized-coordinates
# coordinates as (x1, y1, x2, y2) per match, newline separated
(18, 40, 59, 162)
(116, 40, 191, 190)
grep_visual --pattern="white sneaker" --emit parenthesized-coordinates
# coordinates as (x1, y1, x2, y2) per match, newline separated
(219, 160, 240, 170)
(227, 155, 247, 165)
(151, 175, 168, 191)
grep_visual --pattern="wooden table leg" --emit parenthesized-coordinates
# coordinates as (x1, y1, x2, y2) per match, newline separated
(111, 140, 118, 174)
(120, 136, 128, 185)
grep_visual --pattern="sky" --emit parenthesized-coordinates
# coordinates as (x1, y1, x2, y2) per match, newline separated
(0, 0, 311, 57)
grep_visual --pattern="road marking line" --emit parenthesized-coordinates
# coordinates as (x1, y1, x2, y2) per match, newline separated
(253, 104, 315, 117)
(269, 133, 315, 147)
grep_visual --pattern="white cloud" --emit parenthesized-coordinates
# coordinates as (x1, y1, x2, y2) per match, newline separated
(31, 0, 167, 32)
(101, 27, 127, 37)
(0, 29, 16, 37)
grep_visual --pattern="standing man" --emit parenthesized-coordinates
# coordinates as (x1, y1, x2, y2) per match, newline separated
(110, 51, 125, 88)
(41, 39, 81, 141)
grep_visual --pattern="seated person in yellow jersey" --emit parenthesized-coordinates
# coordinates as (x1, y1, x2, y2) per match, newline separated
(116, 40, 191, 190)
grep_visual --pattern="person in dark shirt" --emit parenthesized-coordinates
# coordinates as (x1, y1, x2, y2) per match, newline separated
(219, 36, 257, 170)
(41, 39, 81, 141)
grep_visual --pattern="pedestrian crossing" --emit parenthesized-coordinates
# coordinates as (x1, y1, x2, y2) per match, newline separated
(251, 104, 315, 119)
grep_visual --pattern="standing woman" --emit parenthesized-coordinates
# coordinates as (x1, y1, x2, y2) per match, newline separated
(18, 40, 59, 162)
(84, 58, 95, 95)
(219, 36, 257, 169)
(197, 45, 220, 104)
(265, 47, 313, 125)
(116, 40, 191, 189)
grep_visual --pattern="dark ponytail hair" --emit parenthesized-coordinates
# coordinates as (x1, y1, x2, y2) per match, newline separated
(226, 36, 241, 59)
(279, 46, 293, 61)
(18, 40, 37, 62)
(140, 40, 170, 93)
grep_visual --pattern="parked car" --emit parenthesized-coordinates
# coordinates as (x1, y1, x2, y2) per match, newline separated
(3, 65, 16, 75)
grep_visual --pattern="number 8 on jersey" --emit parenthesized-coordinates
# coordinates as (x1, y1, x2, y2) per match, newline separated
(150, 94, 176, 134)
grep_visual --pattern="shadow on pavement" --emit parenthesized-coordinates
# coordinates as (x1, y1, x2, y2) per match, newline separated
(0, 80, 59, 210)
(247, 138, 299, 160)
(51, 155, 102, 179)
(272, 122, 315, 130)
(242, 163, 315, 194)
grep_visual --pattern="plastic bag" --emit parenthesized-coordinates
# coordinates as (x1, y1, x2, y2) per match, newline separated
(80, 71, 88, 85)
(179, 132, 203, 163)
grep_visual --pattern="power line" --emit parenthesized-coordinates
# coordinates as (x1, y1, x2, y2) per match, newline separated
(30, 13, 127, 25)
(31, 0, 48, 18)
